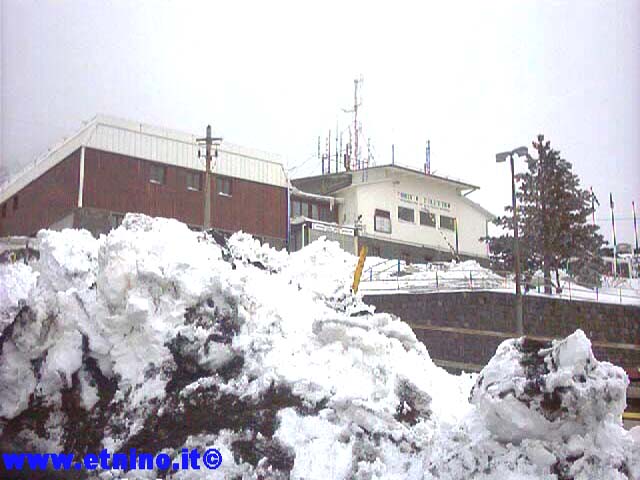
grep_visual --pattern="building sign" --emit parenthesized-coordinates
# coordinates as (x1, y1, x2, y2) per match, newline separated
(422, 197, 451, 212)
(398, 192, 419, 204)
(311, 222, 355, 237)
(399, 191, 451, 212)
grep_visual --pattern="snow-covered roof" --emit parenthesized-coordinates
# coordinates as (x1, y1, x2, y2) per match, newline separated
(290, 186, 344, 204)
(293, 164, 479, 193)
(0, 114, 288, 204)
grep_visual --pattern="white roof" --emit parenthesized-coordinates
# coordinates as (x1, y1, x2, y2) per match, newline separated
(0, 114, 288, 204)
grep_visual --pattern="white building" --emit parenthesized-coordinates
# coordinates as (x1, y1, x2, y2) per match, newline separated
(293, 164, 494, 263)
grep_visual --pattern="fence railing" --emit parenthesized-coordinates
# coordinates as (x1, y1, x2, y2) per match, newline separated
(359, 261, 640, 305)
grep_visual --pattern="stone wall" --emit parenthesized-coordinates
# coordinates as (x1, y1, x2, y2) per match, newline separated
(364, 291, 640, 370)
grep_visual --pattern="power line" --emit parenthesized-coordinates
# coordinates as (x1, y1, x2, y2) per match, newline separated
(287, 154, 318, 174)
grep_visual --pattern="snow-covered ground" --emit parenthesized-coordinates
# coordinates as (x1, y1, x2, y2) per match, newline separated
(0, 215, 638, 479)
(359, 257, 640, 306)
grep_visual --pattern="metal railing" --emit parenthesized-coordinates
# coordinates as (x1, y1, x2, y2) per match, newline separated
(359, 260, 640, 305)
(361, 269, 511, 293)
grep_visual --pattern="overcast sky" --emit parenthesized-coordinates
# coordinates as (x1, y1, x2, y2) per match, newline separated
(1, 0, 639, 244)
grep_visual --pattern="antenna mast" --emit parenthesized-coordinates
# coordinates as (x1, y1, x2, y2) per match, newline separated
(353, 78, 359, 170)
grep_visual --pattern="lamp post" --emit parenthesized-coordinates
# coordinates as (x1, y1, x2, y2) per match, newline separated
(496, 146, 528, 336)
(197, 125, 223, 231)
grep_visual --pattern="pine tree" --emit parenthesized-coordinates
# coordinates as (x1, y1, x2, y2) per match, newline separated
(487, 135, 606, 292)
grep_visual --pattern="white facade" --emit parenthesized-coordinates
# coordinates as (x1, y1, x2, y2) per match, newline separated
(334, 166, 493, 258)
(0, 114, 288, 205)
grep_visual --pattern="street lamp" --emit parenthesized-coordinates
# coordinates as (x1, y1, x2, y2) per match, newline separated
(496, 146, 528, 336)
(197, 125, 223, 231)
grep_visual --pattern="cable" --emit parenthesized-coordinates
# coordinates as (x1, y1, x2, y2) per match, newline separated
(287, 153, 318, 174)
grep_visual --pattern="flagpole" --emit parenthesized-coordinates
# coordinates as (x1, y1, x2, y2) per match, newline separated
(633, 200, 638, 254)
(590, 186, 596, 226)
(610, 193, 617, 278)
(633, 201, 638, 278)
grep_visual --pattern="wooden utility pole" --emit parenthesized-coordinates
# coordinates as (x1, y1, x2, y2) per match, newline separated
(196, 125, 222, 231)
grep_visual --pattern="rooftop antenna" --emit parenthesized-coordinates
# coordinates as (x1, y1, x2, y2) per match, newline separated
(327, 129, 331, 174)
(318, 136, 322, 174)
(353, 78, 360, 170)
(425, 140, 431, 174)
(335, 121, 339, 175)
(392, 144, 395, 165)
(338, 132, 342, 173)
(342, 76, 362, 171)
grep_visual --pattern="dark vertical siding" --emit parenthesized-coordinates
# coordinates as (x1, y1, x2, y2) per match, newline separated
(212, 174, 287, 240)
(83, 148, 204, 226)
(82, 148, 287, 239)
(0, 150, 80, 236)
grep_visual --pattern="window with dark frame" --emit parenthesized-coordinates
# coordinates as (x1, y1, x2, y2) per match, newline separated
(398, 206, 415, 223)
(374, 209, 391, 233)
(216, 177, 232, 196)
(301, 202, 310, 218)
(311, 204, 318, 220)
(420, 210, 436, 227)
(12, 196, 18, 210)
(440, 215, 456, 231)
(149, 164, 166, 185)
(319, 205, 331, 222)
(186, 171, 202, 191)
(292, 200, 302, 217)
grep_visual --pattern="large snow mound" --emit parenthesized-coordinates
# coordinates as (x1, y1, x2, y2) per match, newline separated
(0, 214, 637, 479)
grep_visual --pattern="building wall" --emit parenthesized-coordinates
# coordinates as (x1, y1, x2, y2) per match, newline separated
(346, 174, 489, 258)
(83, 147, 203, 226)
(357, 235, 490, 265)
(336, 188, 358, 225)
(0, 150, 80, 236)
(82, 148, 287, 240)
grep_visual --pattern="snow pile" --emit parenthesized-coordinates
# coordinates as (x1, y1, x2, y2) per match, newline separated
(0, 214, 637, 479)
(430, 332, 636, 479)
(471, 331, 628, 443)
(0, 262, 38, 331)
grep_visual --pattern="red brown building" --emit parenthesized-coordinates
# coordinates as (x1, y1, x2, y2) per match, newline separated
(0, 115, 289, 247)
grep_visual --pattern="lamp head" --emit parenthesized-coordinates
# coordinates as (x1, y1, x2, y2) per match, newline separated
(495, 151, 510, 163)
(512, 146, 528, 157)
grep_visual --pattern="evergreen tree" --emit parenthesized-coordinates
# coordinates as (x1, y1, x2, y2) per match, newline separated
(487, 135, 606, 292)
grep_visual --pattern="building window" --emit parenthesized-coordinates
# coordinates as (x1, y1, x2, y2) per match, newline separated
(398, 206, 414, 223)
(370, 245, 381, 257)
(217, 177, 232, 196)
(1, 203, 6, 218)
(440, 215, 456, 231)
(319, 205, 331, 222)
(292, 200, 302, 217)
(420, 210, 436, 227)
(149, 164, 166, 185)
(12, 196, 18, 210)
(186, 171, 202, 191)
(311, 204, 318, 220)
(374, 209, 391, 233)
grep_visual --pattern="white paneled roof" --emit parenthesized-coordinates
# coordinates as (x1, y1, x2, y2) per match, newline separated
(0, 115, 288, 204)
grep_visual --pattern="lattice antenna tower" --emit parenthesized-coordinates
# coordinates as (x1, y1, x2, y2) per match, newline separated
(342, 76, 365, 171)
